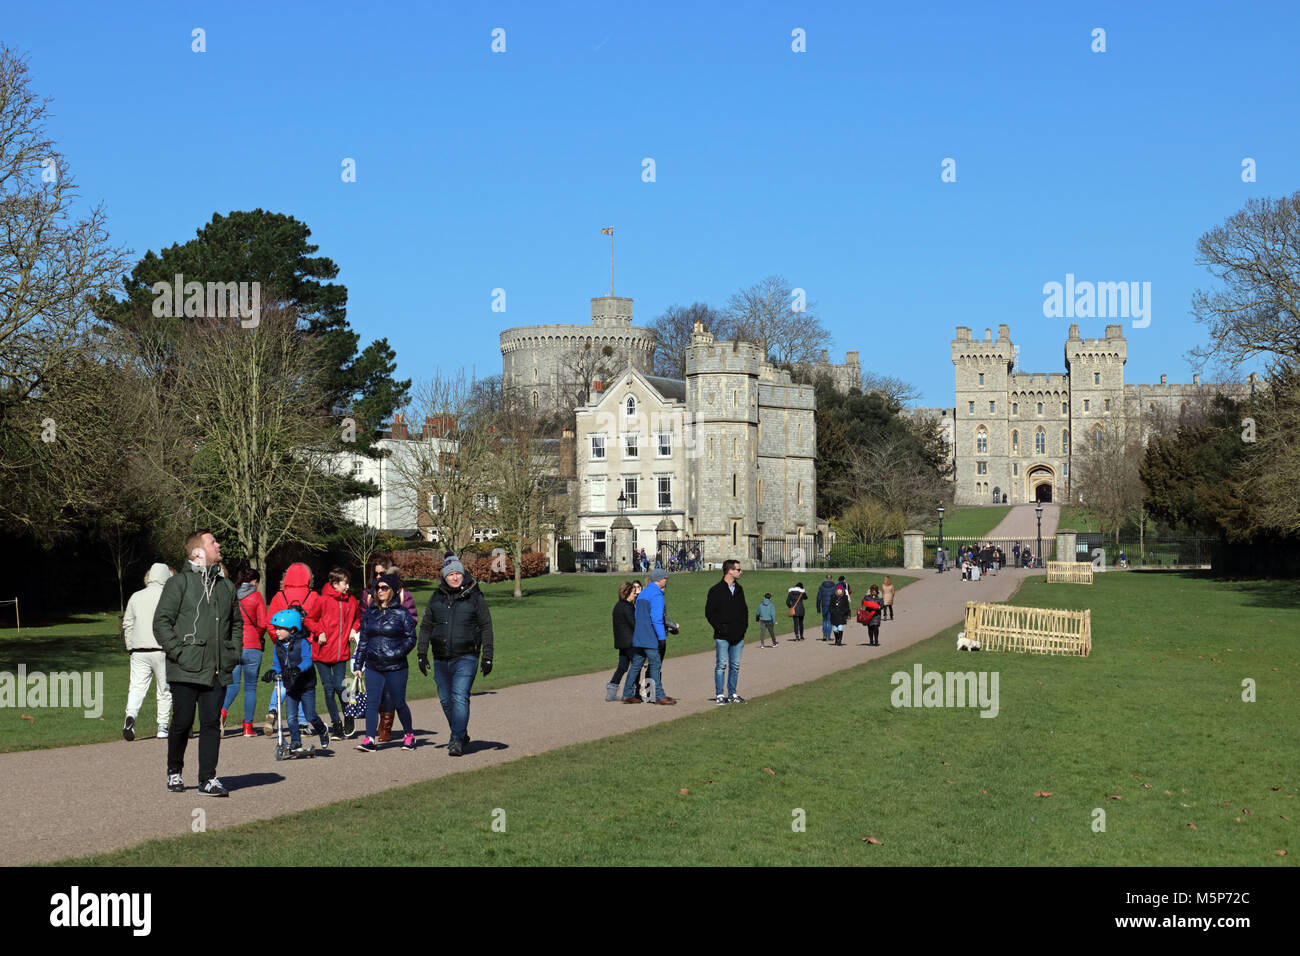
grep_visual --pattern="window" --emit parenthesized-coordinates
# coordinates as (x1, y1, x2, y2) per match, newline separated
(1104, 398, 1111, 412)
(707, 437, 715, 460)
(732, 521, 738, 546)
(732, 390, 738, 407)
(427, 493, 441, 513)
(1034, 428, 1046, 455)
(1083, 399, 1090, 412)
(976, 427, 988, 454)
(1013, 462, 1019, 476)
(976, 461, 988, 475)
(732, 473, 737, 498)
(797, 482, 803, 505)
(590, 477, 607, 511)
(1012, 401, 1019, 415)
(1094, 372, 1100, 385)
(533, 367, 538, 382)
(625, 395, 637, 417)
(593, 530, 607, 555)
(1062, 402, 1068, 414)
(1091, 426, 1103, 450)
(1061, 430, 1069, 455)
(1064, 462, 1069, 476)
(657, 476, 672, 509)
(351, 459, 364, 476)
(979, 373, 984, 385)
(589, 434, 606, 460)
(968, 401, 975, 414)
(1037, 402, 1043, 415)
(732, 437, 739, 459)
(657, 432, 672, 457)
(624, 433, 638, 458)
(1011, 430, 1019, 455)
(986, 401, 994, 414)
(757, 479, 763, 505)
(623, 476, 638, 510)
(1149, 403, 1155, 413)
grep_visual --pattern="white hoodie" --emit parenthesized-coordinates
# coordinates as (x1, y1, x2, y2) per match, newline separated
(122, 563, 173, 651)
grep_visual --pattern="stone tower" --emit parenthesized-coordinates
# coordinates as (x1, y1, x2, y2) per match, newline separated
(952, 325, 1015, 504)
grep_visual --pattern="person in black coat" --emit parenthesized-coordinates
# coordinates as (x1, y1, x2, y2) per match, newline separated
(828, 584, 852, 645)
(350, 573, 417, 751)
(607, 580, 640, 701)
(704, 560, 749, 703)
(416, 558, 495, 756)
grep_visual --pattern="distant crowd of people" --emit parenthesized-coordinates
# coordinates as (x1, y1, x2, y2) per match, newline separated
(630, 547, 702, 573)
(935, 542, 1039, 576)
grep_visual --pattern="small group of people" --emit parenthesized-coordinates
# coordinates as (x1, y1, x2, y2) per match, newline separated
(606, 567, 897, 706)
(1011, 543, 1038, 569)
(945, 543, 1005, 581)
(123, 533, 496, 796)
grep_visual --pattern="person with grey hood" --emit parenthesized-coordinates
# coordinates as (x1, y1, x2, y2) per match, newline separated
(417, 558, 495, 756)
(122, 563, 175, 741)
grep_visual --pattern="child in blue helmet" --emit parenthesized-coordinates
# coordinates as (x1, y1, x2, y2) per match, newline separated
(263, 608, 330, 751)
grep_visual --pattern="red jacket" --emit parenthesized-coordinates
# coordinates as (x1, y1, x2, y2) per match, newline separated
(314, 584, 360, 663)
(268, 563, 324, 642)
(238, 589, 269, 650)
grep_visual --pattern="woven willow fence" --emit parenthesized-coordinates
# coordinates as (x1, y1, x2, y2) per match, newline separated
(964, 601, 1092, 657)
(1046, 561, 1094, 584)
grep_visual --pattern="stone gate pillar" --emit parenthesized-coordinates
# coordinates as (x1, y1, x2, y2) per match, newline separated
(903, 530, 924, 570)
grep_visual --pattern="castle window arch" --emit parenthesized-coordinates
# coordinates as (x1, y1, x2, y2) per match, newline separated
(1034, 427, 1046, 455)
(625, 395, 637, 417)
(531, 391, 539, 409)
(1011, 430, 1019, 455)
(976, 426, 988, 454)
(1036, 401, 1044, 415)
(1061, 429, 1069, 455)
(1091, 425, 1103, 450)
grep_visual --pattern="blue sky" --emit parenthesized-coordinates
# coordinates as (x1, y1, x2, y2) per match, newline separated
(10, 0, 1298, 406)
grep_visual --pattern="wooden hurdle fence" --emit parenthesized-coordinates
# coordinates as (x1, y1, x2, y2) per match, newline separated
(1046, 561, 1094, 584)
(964, 601, 1091, 657)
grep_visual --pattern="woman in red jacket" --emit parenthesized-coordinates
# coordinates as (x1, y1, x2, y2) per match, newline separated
(315, 567, 361, 739)
(222, 568, 268, 737)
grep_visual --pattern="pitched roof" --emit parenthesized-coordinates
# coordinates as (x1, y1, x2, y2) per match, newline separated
(643, 375, 686, 402)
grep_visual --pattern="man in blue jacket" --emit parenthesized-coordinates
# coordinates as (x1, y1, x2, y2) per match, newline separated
(622, 568, 675, 704)
(815, 574, 836, 641)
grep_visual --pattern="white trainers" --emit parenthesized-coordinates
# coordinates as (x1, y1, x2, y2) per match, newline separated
(156, 729, 168, 739)
(729, 695, 746, 704)
(715, 695, 728, 705)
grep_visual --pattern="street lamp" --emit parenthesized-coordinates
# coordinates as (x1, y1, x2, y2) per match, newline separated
(617, 490, 627, 515)
(937, 505, 945, 551)
(1035, 502, 1043, 568)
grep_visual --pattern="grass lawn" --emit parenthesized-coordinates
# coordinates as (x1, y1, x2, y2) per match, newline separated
(1057, 505, 1106, 533)
(922, 504, 1010, 539)
(62, 572, 1299, 865)
(0, 570, 912, 753)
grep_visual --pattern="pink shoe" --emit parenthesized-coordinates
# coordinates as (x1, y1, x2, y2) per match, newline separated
(402, 734, 415, 751)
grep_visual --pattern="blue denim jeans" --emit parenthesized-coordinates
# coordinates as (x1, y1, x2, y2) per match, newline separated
(363, 667, 412, 740)
(714, 639, 742, 697)
(434, 655, 478, 743)
(315, 660, 348, 725)
(284, 672, 319, 746)
(621, 646, 664, 700)
(821, 612, 832, 639)
(223, 647, 263, 722)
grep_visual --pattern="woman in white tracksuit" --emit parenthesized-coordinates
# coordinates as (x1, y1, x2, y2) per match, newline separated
(122, 563, 174, 740)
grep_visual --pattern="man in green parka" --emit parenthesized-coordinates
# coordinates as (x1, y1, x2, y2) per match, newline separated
(154, 530, 241, 796)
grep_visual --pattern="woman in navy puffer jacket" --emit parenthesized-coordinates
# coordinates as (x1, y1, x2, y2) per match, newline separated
(351, 573, 417, 752)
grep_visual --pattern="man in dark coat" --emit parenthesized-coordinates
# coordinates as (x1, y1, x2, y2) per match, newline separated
(704, 559, 748, 704)
(154, 530, 241, 796)
(417, 559, 494, 756)
(815, 574, 836, 640)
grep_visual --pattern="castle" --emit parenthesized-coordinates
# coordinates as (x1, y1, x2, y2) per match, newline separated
(572, 321, 817, 566)
(945, 323, 1259, 506)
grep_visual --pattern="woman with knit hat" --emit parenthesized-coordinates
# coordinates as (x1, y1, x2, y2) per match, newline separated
(351, 573, 418, 752)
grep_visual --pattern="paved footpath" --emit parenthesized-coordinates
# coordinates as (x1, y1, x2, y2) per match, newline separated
(2, 505, 1056, 865)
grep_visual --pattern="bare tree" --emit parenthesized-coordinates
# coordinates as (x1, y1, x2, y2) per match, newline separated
(482, 399, 558, 599)
(1072, 418, 1145, 545)
(0, 45, 131, 534)
(822, 432, 952, 526)
(649, 303, 729, 378)
(389, 371, 497, 553)
(860, 372, 921, 407)
(726, 275, 829, 364)
(1190, 191, 1300, 373)
(561, 340, 627, 411)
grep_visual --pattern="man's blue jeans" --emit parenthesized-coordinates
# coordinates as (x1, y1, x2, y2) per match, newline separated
(315, 660, 348, 725)
(821, 611, 832, 639)
(434, 655, 478, 743)
(223, 647, 263, 723)
(622, 646, 664, 700)
(714, 639, 742, 697)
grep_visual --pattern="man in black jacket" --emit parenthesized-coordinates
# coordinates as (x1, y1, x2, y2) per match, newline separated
(704, 559, 748, 704)
(417, 558, 494, 756)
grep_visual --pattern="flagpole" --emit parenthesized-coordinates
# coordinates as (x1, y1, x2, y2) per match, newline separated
(609, 231, 614, 297)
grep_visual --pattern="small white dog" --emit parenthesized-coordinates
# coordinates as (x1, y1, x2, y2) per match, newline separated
(956, 631, 981, 651)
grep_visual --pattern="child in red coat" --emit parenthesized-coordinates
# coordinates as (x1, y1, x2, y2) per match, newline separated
(315, 567, 361, 738)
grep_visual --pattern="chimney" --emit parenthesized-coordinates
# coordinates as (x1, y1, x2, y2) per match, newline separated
(391, 413, 408, 440)
(821, 349, 828, 363)
(1192, 373, 1200, 386)
(1160, 374, 1167, 385)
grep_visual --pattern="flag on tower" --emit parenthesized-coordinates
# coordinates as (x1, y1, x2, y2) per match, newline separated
(601, 227, 614, 235)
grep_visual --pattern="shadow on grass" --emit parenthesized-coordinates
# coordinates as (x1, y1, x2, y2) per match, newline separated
(0, 637, 120, 672)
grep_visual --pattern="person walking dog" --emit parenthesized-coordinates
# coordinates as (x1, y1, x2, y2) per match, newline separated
(705, 559, 748, 704)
